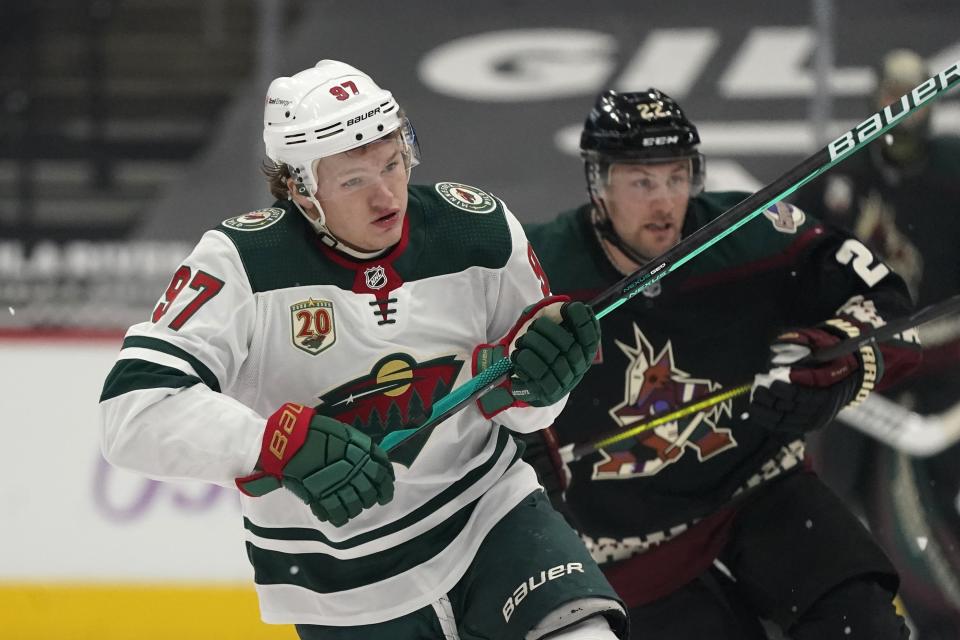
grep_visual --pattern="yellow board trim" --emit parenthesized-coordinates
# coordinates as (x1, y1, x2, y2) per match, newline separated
(0, 583, 296, 640)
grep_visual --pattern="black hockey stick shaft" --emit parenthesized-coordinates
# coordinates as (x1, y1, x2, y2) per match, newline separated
(591, 62, 960, 317)
(382, 59, 960, 456)
(812, 293, 960, 362)
(566, 293, 960, 460)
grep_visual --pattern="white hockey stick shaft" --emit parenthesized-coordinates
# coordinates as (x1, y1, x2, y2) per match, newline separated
(837, 394, 960, 457)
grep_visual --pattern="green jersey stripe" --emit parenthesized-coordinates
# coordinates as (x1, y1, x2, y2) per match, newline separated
(247, 493, 479, 593)
(243, 427, 520, 549)
(100, 359, 203, 402)
(121, 335, 221, 392)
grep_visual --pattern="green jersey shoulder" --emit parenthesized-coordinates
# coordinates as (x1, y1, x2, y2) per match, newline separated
(211, 183, 516, 293)
(681, 191, 822, 279)
(526, 205, 609, 293)
(397, 183, 514, 278)
(526, 192, 823, 289)
(215, 202, 352, 293)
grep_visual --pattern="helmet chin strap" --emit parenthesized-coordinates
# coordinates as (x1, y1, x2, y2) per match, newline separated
(290, 190, 387, 261)
(590, 197, 654, 269)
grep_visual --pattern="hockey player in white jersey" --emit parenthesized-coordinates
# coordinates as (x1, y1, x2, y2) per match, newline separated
(98, 60, 627, 640)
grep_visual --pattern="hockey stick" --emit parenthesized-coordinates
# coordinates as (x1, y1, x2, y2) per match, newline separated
(381, 59, 960, 455)
(835, 393, 960, 457)
(559, 383, 751, 463)
(560, 384, 960, 461)
(812, 293, 960, 361)
(558, 293, 960, 462)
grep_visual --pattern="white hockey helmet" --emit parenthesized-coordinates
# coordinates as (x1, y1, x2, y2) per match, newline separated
(263, 59, 419, 200)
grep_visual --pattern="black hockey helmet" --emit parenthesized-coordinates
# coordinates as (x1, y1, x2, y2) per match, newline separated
(580, 88, 705, 198)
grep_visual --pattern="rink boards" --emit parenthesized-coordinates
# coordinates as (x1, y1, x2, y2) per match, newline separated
(0, 336, 290, 639)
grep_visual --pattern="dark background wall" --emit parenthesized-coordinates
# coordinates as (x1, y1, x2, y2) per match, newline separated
(134, 0, 960, 237)
(1, 0, 958, 328)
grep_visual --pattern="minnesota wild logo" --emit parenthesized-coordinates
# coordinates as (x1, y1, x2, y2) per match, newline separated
(435, 182, 497, 214)
(315, 353, 463, 466)
(222, 207, 285, 231)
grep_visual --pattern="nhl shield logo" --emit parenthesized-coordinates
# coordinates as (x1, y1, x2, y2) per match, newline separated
(291, 299, 336, 355)
(364, 265, 388, 290)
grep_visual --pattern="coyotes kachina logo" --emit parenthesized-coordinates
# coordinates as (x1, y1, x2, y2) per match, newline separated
(315, 353, 463, 466)
(594, 325, 737, 479)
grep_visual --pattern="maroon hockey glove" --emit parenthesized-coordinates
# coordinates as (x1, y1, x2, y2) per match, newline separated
(519, 427, 584, 529)
(473, 296, 600, 417)
(236, 403, 395, 527)
(750, 319, 883, 435)
(519, 426, 571, 497)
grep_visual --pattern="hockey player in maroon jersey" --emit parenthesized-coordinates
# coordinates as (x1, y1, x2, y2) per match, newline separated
(523, 88, 922, 639)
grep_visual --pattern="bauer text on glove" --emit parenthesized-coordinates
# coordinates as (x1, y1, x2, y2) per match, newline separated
(236, 403, 395, 527)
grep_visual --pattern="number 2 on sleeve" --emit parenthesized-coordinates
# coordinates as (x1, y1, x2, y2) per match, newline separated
(152, 266, 225, 329)
(835, 239, 890, 287)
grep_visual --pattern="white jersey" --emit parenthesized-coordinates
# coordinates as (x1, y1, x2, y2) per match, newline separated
(99, 183, 565, 625)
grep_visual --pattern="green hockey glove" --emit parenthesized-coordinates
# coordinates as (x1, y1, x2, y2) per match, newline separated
(236, 403, 395, 527)
(473, 296, 600, 417)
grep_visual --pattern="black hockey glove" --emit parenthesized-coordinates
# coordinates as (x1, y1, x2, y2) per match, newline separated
(750, 320, 883, 436)
(519, 427, 583, 529)
(519, 426, 570, 498)
(473, 296, 600, 417)
(236, 403, 395, 527)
